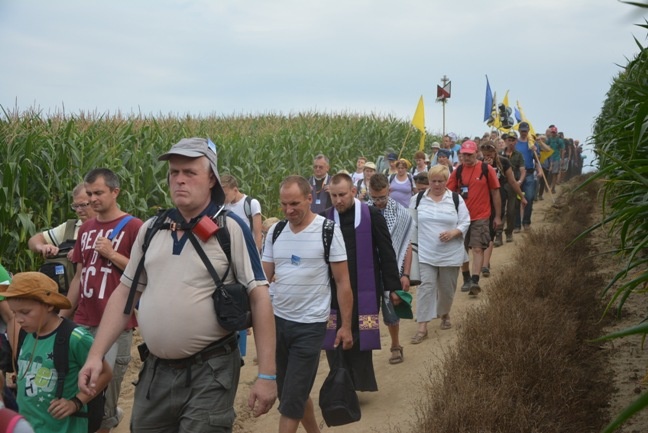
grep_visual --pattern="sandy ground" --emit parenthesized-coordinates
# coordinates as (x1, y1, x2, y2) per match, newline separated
(112, 188, 646, 433)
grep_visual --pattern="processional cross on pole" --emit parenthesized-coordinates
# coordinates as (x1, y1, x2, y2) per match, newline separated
(436, 75, 451, 136)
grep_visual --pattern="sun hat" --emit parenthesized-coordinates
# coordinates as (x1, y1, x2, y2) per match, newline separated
(393, 290, 413, 319)
(460, 140, 478, 154)
(431, 141, 441, 149)
(0, 272, 71, 310)
(158, 137, 225, 204)
(363, 162, 377, 171)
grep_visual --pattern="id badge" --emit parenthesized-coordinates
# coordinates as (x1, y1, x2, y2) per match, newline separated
(315, 199, 321, 205)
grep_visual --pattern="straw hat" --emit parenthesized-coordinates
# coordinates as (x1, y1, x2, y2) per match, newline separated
(0, 272, 71, 309)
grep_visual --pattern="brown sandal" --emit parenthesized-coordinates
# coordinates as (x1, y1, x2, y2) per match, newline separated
(389, 345, 404, 364)
(440, 317, 452, 330)
(410, 331, 428, 344)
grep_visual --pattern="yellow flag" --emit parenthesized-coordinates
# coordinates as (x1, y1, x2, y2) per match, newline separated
(412, 96, 426, 151)
(515, 100, 536, 136)
(515, 100, 539, 152)
(502, 90, 510, 108)
(540, 149, 554, 164)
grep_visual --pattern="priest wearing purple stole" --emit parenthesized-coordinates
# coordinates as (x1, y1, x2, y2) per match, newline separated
(324, 173, 402, 391)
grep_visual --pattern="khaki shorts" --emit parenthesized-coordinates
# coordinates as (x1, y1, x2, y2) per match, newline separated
(464, 218, 491, 249)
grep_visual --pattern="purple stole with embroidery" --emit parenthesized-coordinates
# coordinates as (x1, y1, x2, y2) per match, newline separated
(323, 202, 381, 351)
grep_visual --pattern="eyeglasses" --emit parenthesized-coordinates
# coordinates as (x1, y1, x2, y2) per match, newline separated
(71, 202, 91, 210)
(370, 195, 389, 203)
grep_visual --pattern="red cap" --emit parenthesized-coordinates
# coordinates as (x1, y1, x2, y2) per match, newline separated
(460, 140, 477, 154)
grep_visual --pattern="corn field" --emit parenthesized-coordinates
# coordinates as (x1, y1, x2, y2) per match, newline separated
(583, 3, 648, 431)
(0, 107, 430, 273)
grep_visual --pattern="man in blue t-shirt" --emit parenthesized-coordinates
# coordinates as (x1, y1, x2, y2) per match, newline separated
(514, 122, 541, 230)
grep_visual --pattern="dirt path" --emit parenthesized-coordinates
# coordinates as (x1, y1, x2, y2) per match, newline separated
(113, 193, 557, 433)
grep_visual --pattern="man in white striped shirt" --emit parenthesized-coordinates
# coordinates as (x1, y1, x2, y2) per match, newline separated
(262, 175, 353, 433)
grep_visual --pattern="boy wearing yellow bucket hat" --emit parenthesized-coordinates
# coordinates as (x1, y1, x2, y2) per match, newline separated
(0, 272, 112, 433)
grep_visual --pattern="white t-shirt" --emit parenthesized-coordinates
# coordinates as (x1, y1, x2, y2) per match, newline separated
(351, 171, 364, 184)
(410, 190, 471, 267)
(224, 194, 261, 228)
(262, 215, 347, 323)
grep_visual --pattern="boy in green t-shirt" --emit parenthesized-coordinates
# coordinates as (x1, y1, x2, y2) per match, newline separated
(0, 272, 112, 433)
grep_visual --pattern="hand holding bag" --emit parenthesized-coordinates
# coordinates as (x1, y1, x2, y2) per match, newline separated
(319, 346, 361, 427)
(381, 290, 399, 325)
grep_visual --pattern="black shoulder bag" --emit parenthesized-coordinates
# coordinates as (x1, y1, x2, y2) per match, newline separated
(187, 230, 252, 332)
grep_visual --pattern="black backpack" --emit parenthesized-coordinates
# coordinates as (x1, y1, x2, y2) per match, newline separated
(17, 318, 105, 433)
(242, 196, 254, 231)
(271, 218, 335, 263)
(454, 161, 491, 190)
(38, 219, 76, 296)
(124, 208, 236, 314)
(414, 190, 460, 212)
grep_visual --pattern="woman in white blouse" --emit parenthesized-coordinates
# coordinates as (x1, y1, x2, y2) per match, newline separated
(409, 165, 470, 343)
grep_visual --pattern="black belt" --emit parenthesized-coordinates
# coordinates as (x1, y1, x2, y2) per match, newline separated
(154, 334, 238, 369)
(144, 334, 238, 398)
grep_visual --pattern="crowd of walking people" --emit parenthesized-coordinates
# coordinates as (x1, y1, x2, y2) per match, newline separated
(0, 126, 584, 433)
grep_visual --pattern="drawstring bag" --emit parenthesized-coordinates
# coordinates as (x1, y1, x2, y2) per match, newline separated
(319, 347, 361, 427)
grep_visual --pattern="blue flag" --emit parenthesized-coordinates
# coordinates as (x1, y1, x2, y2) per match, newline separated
(514, 106, 522, 123)
(484, 76, 493, 122)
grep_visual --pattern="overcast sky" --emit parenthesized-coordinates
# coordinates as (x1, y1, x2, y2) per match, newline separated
(1, 1, 646, 169)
